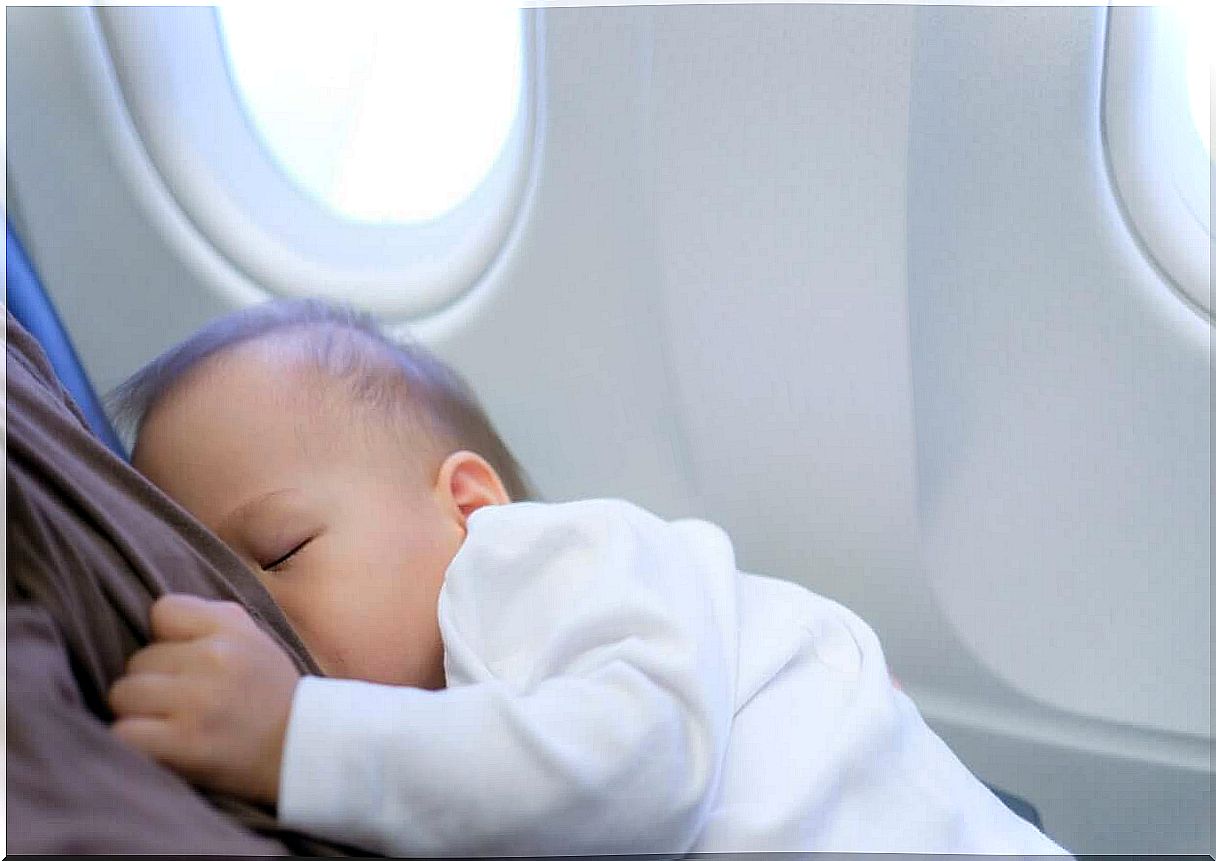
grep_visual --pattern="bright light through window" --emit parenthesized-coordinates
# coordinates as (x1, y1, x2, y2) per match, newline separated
(216, 5, 523, 224)
(1176, 1, 1212, 157)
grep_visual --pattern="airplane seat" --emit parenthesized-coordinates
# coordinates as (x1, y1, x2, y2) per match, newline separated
(5, 220, 128, 459)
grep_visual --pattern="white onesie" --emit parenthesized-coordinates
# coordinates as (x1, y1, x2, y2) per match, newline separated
(277, 499, 1069, 856)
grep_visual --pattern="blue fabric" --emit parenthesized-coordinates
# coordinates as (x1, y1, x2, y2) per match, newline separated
(6, 222, 127, 459)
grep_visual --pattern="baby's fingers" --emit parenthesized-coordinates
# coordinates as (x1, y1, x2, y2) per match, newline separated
(151, 594, 252, 643)
(111, 715, 180, 764)
(108, 672, 180, 719)
(112, 714, 216, 784)
(124, 640, 207, 677)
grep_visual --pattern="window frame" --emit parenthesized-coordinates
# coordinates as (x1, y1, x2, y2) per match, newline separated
(96, 6, 537, 320)
(1101, 5, 1212, 321)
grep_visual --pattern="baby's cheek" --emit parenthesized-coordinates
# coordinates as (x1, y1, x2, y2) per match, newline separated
(413, 617, 448, 690)
(267, 586, 353, 678)
(286, 615, 350, 679)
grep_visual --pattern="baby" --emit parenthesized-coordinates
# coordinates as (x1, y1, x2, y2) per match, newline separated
(107, 299, 1068, 856)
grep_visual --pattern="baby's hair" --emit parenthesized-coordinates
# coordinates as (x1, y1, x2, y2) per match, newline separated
(109, 298, 534, 501)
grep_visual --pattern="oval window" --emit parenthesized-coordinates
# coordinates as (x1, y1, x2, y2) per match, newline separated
(1178, 2, 1211, 158)
(1103, 4, 1212, 319)
(216, 5, 524, 225)
(98, 6, 534, 319)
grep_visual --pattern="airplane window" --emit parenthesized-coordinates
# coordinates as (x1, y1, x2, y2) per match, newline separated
(1177, 2, 1212, 158)
(216, 5, 524, 224)
(96, 6, 534, 319)
(1103, 4, 1212, 318)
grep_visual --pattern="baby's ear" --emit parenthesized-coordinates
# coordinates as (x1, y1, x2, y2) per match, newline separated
(435, 451, 511, 525)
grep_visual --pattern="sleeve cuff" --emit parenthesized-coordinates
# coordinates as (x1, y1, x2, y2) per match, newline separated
(277, 675, 417, 844)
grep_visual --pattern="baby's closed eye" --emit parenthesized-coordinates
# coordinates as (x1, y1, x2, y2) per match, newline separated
(258, 537, 314, 572)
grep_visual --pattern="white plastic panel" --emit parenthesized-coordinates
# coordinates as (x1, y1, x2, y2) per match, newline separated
(6, 4, 1211, 854)
(907, 5, 1210, 739)
(649, 2, 931, 674)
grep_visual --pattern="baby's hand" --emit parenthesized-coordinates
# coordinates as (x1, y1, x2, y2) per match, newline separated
(108, 594, 300, 805)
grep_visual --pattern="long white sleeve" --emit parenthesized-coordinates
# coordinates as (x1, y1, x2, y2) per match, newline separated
(277, 499, 740, 857)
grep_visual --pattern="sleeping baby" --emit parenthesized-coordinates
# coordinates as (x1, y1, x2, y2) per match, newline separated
(106, 299, 1069, 856)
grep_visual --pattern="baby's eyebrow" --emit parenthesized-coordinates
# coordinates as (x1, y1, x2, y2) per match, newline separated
(217, 488, 300, 538)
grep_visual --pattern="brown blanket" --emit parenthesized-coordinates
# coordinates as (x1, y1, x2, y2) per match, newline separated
(6, 312, 373, 855)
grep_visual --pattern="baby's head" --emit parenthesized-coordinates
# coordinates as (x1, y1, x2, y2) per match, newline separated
(113, 299, 531, 689)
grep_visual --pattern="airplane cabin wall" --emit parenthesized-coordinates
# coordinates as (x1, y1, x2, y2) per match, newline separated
(5, 5, 1211, 854)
